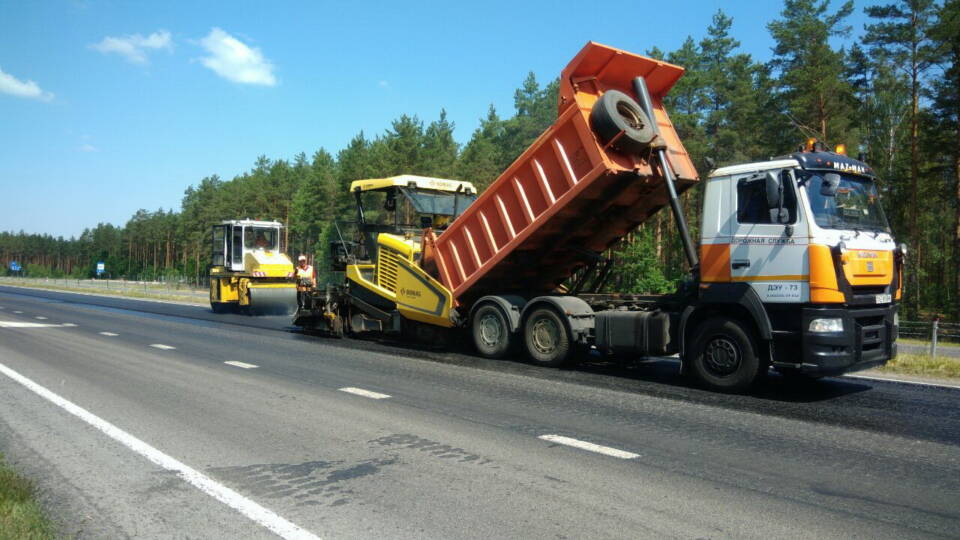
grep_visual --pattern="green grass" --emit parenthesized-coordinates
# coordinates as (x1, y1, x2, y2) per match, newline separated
(0, 455, 55, 540)
(878, 352, 960, 379)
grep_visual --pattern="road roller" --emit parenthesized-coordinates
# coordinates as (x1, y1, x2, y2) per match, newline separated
(208, 219, 298, 315)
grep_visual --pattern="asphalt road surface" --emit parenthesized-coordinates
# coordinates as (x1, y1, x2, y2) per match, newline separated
(0, 285, 958, 539)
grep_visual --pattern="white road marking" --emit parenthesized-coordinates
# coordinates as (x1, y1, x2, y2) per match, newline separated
(0, 362, 319, 540)
(149, 344, 176, 350)
(99, 332, 119, 337)
(62, 323, 77, 327)
(339, 387, 391, 400)
(224, 361, 258, 369)
(538, 434, 640, 459)
(35, 316, 47, 320)
(13, 310, 22, 314)
(0, 321, 62, 328)
(843, 373, 960, 390)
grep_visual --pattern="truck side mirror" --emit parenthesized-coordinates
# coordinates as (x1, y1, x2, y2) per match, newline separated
(764, 171, 782, 209)
(821, 173, 841, 196)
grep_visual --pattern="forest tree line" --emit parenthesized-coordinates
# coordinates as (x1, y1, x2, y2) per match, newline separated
(2, 0, 959, 320)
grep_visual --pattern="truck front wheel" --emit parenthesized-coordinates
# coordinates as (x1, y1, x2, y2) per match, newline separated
(523, 307, 573, 367)
(472, 304, 513, 358)
(689, 318, 762, 393)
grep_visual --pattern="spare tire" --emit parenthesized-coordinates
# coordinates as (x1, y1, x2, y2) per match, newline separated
(589, 89, 656, 155)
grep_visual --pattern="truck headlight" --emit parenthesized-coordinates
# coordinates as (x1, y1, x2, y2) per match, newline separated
(809, 318, 844, 333)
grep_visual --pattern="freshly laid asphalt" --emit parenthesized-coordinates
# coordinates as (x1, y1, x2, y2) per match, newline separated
(0, 285, 957, 538)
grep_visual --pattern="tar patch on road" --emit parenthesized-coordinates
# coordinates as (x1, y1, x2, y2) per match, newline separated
(370, 433, 495, 466)
(206, 457, 397, 509)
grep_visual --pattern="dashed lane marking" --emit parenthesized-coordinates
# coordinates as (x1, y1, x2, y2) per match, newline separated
(35, 316, 47, 320)
(0, 362, 320, 540)
(62, 323, 77, 327)
(149, 344, 176, 350)
(538, 434, 640, 459)
(0, 321, 63, 328)
(13, 310, 22, 314)
(339, 387, 391, 400)
(99, 332, 119, 337)
(224, 361, 258, 369)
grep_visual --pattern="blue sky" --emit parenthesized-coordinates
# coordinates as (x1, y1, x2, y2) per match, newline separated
(0, 0, 879, 237)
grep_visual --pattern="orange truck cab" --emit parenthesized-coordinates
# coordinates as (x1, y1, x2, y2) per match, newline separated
(700, 148, 901, 378)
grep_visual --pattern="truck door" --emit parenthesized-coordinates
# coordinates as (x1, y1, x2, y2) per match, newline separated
(730, 170, 809, 303)
(211, 225, 227, 267)
(231, 225, 244, 271)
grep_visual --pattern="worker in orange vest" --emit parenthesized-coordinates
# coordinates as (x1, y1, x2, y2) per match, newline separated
(295, 255, 315, 308)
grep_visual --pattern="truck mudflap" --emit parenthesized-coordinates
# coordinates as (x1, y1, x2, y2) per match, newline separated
(793, 305, 898, 375)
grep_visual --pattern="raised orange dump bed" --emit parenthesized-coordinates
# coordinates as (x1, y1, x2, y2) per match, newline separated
(428, 42, 698, 306)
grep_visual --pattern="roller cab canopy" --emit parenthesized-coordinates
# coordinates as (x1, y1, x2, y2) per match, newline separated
(350, 175, 477, 195)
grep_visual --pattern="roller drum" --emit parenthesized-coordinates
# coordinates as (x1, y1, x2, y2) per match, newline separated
(247, 286, 297, 315)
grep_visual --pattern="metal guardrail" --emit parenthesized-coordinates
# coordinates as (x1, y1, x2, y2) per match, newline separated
(899, 319, 960, 357)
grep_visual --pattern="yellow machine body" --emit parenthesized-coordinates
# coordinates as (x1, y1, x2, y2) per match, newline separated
(208, 219, 297, 314)
(345, 233, 456, 328)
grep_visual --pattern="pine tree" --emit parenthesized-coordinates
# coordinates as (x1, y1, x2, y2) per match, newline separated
(768, 0, 857, 144)
(930, 0, 960, 318)
(864, 0, 941, 315)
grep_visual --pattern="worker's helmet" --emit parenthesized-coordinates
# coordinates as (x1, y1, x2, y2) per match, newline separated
(298, 255, 307, 261)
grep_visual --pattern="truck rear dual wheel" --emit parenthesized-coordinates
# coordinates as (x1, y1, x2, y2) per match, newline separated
(523, 307, 573, 368)
(690, 318, 763, 393)
(590, 89, 656, 155)
(472, 304, 513, 358)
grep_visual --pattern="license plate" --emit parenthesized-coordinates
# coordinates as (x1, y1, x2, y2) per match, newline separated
(875, 294, 891, 304)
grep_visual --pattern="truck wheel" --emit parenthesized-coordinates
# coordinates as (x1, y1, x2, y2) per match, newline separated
(689, 318, 762, 393)
(523, 307, 572, 367)
(590, 89, 656, 155)
(472, 304, 513, 358)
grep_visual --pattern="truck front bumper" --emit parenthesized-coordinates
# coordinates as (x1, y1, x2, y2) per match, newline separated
(797, 304, 898, 376)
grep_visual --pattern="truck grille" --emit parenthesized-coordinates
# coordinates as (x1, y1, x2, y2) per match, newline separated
(377, 248, 401, 293)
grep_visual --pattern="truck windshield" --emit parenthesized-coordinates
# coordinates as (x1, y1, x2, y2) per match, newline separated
(802, 173, 890, 233)
(244, 227, 279, 250)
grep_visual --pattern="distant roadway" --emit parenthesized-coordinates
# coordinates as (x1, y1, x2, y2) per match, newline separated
(0, 285, 957, 538)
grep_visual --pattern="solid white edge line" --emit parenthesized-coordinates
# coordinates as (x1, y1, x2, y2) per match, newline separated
(339, 387, 391, 400)
(224, 361, 258, 369)
(0, 362, 319, 540)
(842, 373, 960, 390)
(62, 323, 77, 327)
(149, 344, 176, 350)
(539, 434, 639, 459)
(99, 332, 119, 337)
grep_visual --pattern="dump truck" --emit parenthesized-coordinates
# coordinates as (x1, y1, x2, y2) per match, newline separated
(294, 42, 901, 392)
(209, 219, 298, 315)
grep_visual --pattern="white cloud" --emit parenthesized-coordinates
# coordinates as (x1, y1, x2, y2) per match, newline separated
(90, 30, 172, 64)
(378, 80, 390, 88)
(0, 67, 54, 101)
(79, 143, 98, 152)
(197, 28, 276, 86)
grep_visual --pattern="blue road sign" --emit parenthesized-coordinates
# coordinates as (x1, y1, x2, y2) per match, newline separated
(96, 262, 105, 276)
(9, 261, 20, 272)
